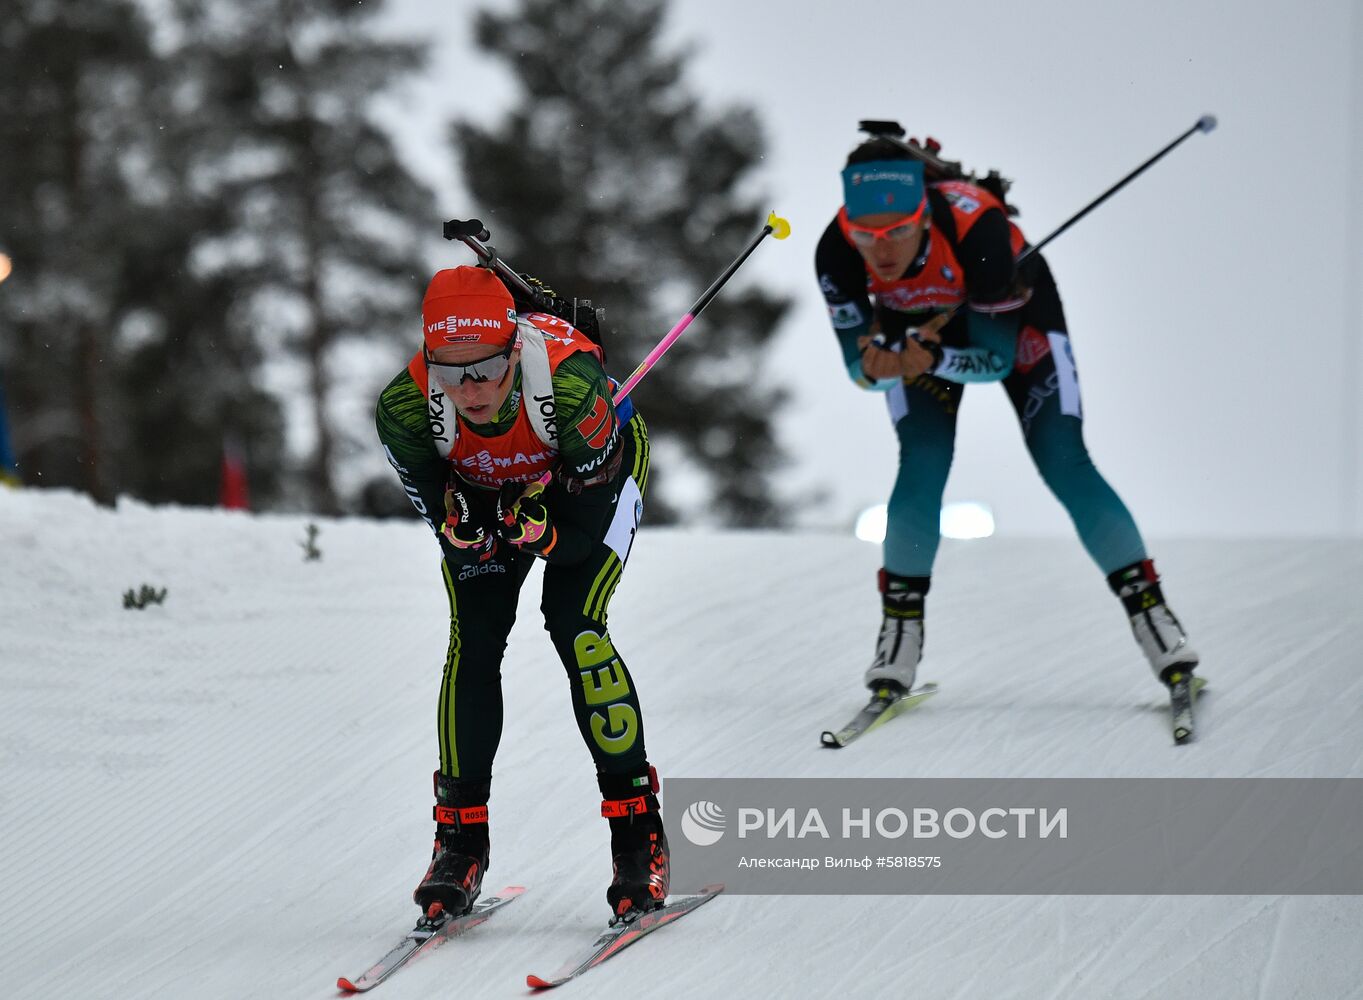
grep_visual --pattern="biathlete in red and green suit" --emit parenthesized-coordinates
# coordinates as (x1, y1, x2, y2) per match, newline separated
(376, 265, 667, 923)
(815, 136, 1200, 697)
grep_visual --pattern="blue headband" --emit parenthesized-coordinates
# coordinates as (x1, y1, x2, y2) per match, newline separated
(842, 160, 926, 219)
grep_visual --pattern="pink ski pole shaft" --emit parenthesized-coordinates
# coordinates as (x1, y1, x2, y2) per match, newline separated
(517, 212, 790, 501)
(613, 211, 790, 404)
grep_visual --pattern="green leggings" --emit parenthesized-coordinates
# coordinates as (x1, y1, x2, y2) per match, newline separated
(884, 330, 1147, 577)
(436, 418, 651, 780)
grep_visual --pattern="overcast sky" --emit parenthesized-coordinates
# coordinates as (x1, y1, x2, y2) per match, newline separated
(374, 0, 1362, 539)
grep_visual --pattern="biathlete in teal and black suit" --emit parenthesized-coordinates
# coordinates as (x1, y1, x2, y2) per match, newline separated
(814, 134, 1199, 696)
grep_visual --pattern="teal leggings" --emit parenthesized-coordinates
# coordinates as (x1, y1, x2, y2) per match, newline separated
(884, 331, 1146, 577)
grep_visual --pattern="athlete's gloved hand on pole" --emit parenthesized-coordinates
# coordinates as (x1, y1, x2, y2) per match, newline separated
(496, 481, 556, 556)
(441, 485, 497, 563)
(859, 311, 946, 382)
(897, 335, 940, 380)
(858, 332, 903, 381)
(904, 311, 947, 376)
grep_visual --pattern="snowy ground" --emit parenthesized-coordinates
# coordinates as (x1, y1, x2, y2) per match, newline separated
(3, 487, 1361, 999)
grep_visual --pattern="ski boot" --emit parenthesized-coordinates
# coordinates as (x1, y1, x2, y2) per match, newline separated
(600, 765, 670, 923)
(863, 569, 929, 694)
(413, 772, 490, 919)
(1108, 559, 1200, 686)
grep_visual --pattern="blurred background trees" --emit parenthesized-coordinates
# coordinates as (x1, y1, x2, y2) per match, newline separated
(1, 1, 176, 505)
(0, 0, 789, 525)
(454, 0, 791, 525)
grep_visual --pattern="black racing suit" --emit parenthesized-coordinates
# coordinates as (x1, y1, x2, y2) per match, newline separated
(376, 352, 652, 780)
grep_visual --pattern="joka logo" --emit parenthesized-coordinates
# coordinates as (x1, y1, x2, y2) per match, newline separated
(681, 800, 726, 846)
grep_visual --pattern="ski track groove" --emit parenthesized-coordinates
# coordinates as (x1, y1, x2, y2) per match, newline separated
(1126, 897, 1283, 1000)
(1254, 896, 1290, 1000)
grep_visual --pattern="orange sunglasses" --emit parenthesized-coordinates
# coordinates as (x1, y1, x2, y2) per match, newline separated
(838, 203, 928, 247)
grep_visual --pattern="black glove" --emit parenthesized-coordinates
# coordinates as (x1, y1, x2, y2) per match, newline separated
(906, 329, 944, 370)
(495, 480, 556, 557)
(440, 485, 497, 563)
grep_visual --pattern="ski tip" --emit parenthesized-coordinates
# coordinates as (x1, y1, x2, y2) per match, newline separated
(819, 730, 845, 748)
(336, 976, 359, 992)
(527, 973, 555, 989)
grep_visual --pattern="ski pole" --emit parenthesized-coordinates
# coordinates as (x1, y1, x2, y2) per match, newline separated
(613, 211, 791, 402)
(1016, 114, 1216, 267)
(489, 211, 791, 517)
(864, 115, 1217, 352)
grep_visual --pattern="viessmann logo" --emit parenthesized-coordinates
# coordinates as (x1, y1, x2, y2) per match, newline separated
(426, 310, 516, 339)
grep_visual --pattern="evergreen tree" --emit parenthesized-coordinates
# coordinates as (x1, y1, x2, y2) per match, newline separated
(0, 0, 290, 507)
(105, 14, 290, 507)
(110, 240, 289, 507)
(454, 0, 792, 525)
(0, 1, 164, 502)
(162, 0, 438, 515)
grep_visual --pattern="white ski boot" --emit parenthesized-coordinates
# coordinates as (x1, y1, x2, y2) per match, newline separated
(863, 570, 929, 692)
(1108, 559, 1199, 683)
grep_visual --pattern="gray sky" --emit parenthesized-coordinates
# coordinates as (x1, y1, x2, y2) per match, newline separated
(375, 0, 1362, 538)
